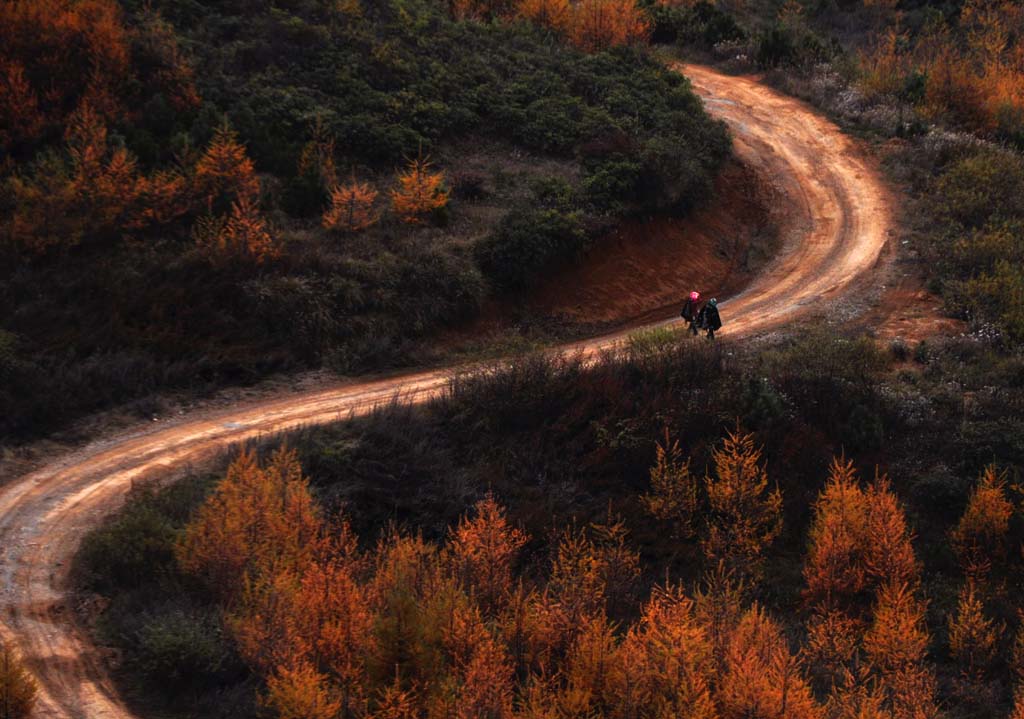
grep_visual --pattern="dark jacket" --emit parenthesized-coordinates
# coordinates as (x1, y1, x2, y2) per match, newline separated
(700, 304, 722, 331)
(681, 299, 698, 321)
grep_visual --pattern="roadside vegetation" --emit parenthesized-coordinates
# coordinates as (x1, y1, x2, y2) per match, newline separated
(0, 642, 36, 719)
(78, 328, 1024, 718)
(0, 0, 729, 439)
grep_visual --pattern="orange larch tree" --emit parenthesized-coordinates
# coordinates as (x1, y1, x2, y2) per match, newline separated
(194, 122, 261, 213)
(692, 562, 747, 673)
(65, 104, 141, 235)
(862, 582, 938, 719)
(457, 634, 515, 719)
(128, 169, 191, 230)
(947, 581, 1001, 684)
(515, 0, 571, 32)
(219, 194, 278, 263)
(702, 429, 783, 574)
(263, 661, 343, 719)
(547, 522, 640, 636)
(642, 432, 700, 539)
(292, 549, 375, 717)
(323, 178, 380, 233)
(367, 531, 442, 687)
(568, 0, 651, 54)
(803, 608, 865, 691)
(803, 457, 871, 610)
(176, 447, 323, 604)
(447, 494, 528, 617)
(561, 614, 619, 716)
(390, 155, 449, 224)
(950, 465, 1013, 580)
(613, 583, 717, 719)
(863, 476, 919, 590)
(717, 604, 823, 719)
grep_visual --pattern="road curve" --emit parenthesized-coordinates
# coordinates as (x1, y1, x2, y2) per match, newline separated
(0, 64, 893, 719)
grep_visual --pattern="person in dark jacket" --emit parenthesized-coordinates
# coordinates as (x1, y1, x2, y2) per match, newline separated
(697, 298, 722, 339)
(680, 291, 701, 335)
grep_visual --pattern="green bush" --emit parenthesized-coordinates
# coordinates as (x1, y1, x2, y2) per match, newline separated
(644, 0, 746, 48)
(964, 262, 1024, 343)
(923, 149, 1024, 342)
(584, 159, 643, 214)
(756, 24, 834, 69)
(475, 208, 588, 291)
(132, 607, 234, 693)
(931, 151, 1024, 230)
(76, 476, 213, 593)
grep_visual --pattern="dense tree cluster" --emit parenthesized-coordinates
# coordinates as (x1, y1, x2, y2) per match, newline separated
(159, 426, 1024, 719)
(75, 334, 1024, 718)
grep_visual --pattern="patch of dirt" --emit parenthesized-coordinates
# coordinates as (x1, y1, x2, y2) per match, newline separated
(873, 270, 966, 343)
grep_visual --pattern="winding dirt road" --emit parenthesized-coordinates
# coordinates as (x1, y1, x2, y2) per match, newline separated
(0, 65, 893, 718)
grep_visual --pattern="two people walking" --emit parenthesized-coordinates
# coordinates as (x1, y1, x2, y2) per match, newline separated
(680, 291, 722, 340)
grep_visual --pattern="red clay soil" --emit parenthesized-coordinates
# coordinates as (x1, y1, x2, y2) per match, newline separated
(527, 159, 779, 326)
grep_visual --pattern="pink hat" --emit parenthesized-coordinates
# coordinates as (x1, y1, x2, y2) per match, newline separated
(689, 291, 700, 301)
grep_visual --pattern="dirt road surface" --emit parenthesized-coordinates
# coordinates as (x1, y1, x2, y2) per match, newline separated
(0, 64, 893, 718)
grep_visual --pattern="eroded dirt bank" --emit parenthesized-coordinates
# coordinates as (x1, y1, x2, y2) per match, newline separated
(528, 159, 780, 326)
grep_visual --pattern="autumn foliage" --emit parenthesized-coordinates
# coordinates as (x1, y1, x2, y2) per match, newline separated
(190, 124, 279, 262)
(515, 0, 572, 32)
(947, 581, 1000, 683)
(194, 124, 261, 214)
(176, 447, 323, 604)
(568, 0, 651, 53)
(950, 465, 1013, 579)
(154, 425, 1024, 719)
(324, 179, 381, 233)
(0, 0, 196, 153)
(390, 156, 449, 224)
(803, 458, 919, 612)
(702, 429, 782, 573)
(859, 0, 1024, 138)
(176, 437, 833, 719)
(642, 432, 700, 539)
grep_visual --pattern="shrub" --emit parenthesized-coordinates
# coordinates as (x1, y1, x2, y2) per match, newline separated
(76, 476, 214, 593)
(931, 151, 1024, 231)
(323, 178, 380, 233)
(0, 643, 36, 719)
(474, 207, 587, 291)
(756, 24, 834, 69)
(644, 0, 745, 48)
(516, 96, 585, 153)
(132, 606, 234, 693)
(890, 338, 910, 362)
(583, 159, 642, 214)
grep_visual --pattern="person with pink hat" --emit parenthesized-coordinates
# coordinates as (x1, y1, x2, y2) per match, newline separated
(680, 291, 701, 336)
